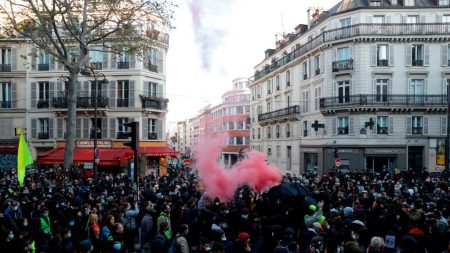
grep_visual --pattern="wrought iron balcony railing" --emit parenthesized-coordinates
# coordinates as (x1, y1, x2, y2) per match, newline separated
(377, 59, 389, 66)
(38, 63, 49, 71)
(254, 23, 450, 80)
(148, 63, 158, 72)
(148, 132, 158, 139)
(52, 96, 108, 108)
(117, 61, 129, 69)
(38, 132, 49, 139)
(117, 99, 129, 107)
(412, 60, 424, 66)
(412, 127, 423, 135)
(0, 101, 11, 108)
(37, 99, 49, 108)
(142, 98, 168, 110)
(338, 127, 349, 135)
(0, 64, 11, 72)
(258, 105, 300, 121)
(320, 94, 447, 110)
(332, 59, 353, 72)
(377, 127, 388, 134)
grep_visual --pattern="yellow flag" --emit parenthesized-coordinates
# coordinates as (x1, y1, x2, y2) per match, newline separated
(17, 133, 33, 187)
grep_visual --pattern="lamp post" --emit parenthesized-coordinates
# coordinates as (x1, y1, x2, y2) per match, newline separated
(81, 66, 109, 182)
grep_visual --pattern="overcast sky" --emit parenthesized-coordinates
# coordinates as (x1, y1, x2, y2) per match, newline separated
(165, 0, 339, 127)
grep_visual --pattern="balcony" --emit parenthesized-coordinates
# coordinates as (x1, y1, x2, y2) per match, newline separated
(117, 62, 129, 69)
(377, 127, 388, 134)
(303, 130, 308, 137)
(254, 23, 450, 81)
(38, 64, 49, 71)
(0, 64, 11, 72)
(332, 59, 353, 72)
(258, 105, 300, 125)
(338, 127, 349, 135)
(148, 63, 158, 72)
(117, 99, 129, 107)
(148, 132, 158, 139)
(37, 99, 49, 108)
(0, 101, 11, 108)
(90, 62, 102, 70)
(412, 60, 424, 67)
(303, 74, 308, 80)
(142, 98, 168, 110)
(377, 59, 389, 67)
(320, 94, 446, 113)
(412, 127, 423, 135)
(38, 132, 49, 139)
(52, 96, 108, 108)
(315, 69, 320, 75)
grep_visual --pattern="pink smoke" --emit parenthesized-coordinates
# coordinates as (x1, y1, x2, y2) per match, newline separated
(194, 141, 281, 202)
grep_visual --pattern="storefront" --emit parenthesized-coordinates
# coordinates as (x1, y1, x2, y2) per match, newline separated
(365, 148, 406, 173)
(0, 141, 18, 169)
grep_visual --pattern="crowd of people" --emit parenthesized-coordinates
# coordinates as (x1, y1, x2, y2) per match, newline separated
(0, 164, 449, 253)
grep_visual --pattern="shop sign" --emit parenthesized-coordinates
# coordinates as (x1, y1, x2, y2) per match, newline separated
(0, 143, 18, 149)
(76, 140, 112, 148)
(365, 148, 405, 154)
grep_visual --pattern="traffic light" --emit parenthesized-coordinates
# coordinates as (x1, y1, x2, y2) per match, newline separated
(334, 147, 339, 158)
(123, 121, 140, 151)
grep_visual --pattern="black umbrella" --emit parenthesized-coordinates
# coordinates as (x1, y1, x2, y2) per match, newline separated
(267, 182, 311, 201)
(287, 182, 311, 196)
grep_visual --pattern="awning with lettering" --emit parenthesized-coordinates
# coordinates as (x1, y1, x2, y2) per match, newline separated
(37, 148, 128, 166)
(126, 147, 179, 157)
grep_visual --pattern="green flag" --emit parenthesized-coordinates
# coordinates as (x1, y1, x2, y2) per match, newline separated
(17, 133, 33, 187)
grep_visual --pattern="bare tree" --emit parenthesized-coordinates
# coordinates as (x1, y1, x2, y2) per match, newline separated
(0, 0, 174, 169)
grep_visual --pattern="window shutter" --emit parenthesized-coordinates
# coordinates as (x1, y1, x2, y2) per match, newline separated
(424, 44, 430, 66)
(142, 118, 148, 140)
(102, 46, 108, 69)
(76, 118, 82, 139)
(388, 79, 393, 100)
(129, 80, 135, 107)
(407, 79, 411, 96)
(389, 44, 394, 66)
(57, 60, 64, 70)
(349, 45, 353, 59)
(406, 117, 412, 135)
(11, 48, 17, 70)
(388, 116, 394, 135)
(143, 81, 149, 97)
(157, 84, 163, 98)
(402, 15, 407, 23)
(57, 118, 63, 138)
(156, 50, 163, 73)
(101, 118, 107, 139)
(424, 79, 428, 97)
(49, 82, 55, 107)
(49, 53, 54, 70)
(56, 81, 63, 96)
(371, 45, 377, 66)
(349, 116, 355, 135)
(423, 117, 428, 135)
(320, 54, 324, 73)
(373, 79, 377, 96)
(333, 82, 337, 97)
(110, 52, 116, 69)
(76, 81, 82, 97)
(441, 116, 447, 135)
(158, 120, 163, 139)
(366, 15, 372, 23)
(420, 15, 425, 23)
(333, 48, 337, 61)
(48, 118, 54, 138)
(31, 48, 36, 70)
(143, 50, 149, 70)
(109, 80, 116, 108)
(83, 118, 90, 139)
(31, 82, 36, 108)
(101, 81, 107, 97)
(442, 45, 448, 66)
(406, 44, 412, 66)
(385, 15, 391, 23)
(129, 52, 135, 68)
(109, 118, 116, 139)
(437, 14, 443, 23)
(332, 118, 337, 136)
(83, 81, 90, 96)
(11, 82, 17, 108)
(372, 117, 377, 135)
(31, 119, 36, 139)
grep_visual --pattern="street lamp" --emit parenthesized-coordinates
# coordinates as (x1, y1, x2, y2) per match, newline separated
(80, 66, 109, 182)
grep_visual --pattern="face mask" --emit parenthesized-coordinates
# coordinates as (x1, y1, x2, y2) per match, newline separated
(69, 220, 75, 226)
(241, 214, 248, 220)
(12, 206, 18, 211)
(113, 243, 122, 250)
(67, 232, 72, 238)
(44, 213, 49, 217)
(8, 233, 14, 240)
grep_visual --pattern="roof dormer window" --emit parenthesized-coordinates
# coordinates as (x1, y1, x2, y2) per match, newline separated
(370, 0, 381, 7)
(404, 0, 415, 6)
(439, 0, 449, 5)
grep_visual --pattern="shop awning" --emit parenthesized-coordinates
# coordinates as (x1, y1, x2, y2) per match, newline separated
(38, 148, 127, 166)
(222, 146, 248, 154)
(126, 147, 179, 157)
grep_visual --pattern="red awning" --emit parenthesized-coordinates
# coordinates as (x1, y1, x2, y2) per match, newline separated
(126, 147, 179, 157)
(37, 148, 128, 166)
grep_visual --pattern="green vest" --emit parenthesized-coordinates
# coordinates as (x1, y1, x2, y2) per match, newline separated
(40, 216, 52, 235)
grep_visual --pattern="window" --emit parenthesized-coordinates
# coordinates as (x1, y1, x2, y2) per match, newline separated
(38, 118, 49, 139)
(375, 79, 389, 102)
(236, 121, 244, 130)
(252, 129, 255, 139)
(314, 87, 322, 110)
(337, 47, 350, 61)
(38, 82, 49, 108)
(90, 46, 103, 69)
(117, 80, 129, 107)
(377, 116, 388, 134)
(302, 91, 309, 113)
(267, 148, 272, 158)
(448, 45, 450, 66)
(412, 116, 423, 134)
(147, 48, 158, 72)
(287, 95, 291, 107)
(117, 118, 129, 138)
(267, 79, 272, 94)
(0, 82, 11, 108)
(91, 81, 102, 97)
(439, 0, 449, 5)
(410, 79, 424, 103)
(286, 123, 291, 138)
(267, 126, 272, 139)
(148, 118, 158, 139)
(276, 125, 280, 138)
(303, 121, 308, 137)
(276, 146, 281, 159)
(407, 15, 418, 24)
(257, 128, 261, 139)
(373, 15, 384, 24)
(338, 117, 349, 135)
(286, 146, 292, 171)
(267, 101, 271, 112)
(340, 18, 351, 28)
(275, 76, 280, 91)
(302, 62, 308, 80)
(0, 48, 12, 71)
(117, 50, 130, 69)
(236, 137, 243, 145)
(286, 70, 291, 86)
(377, 45, 388, 66)
(404, 0, 415, 6)
(38, 49, 49, 71)
(228, 122, 234, 130)
(443, 15, 450, 23)
(370, 0, 381, 6)
(411, 45, 424, 66)
(314, 56, 320, 75)
(338, 81, 351, 103)
(236, 106, 244, 114)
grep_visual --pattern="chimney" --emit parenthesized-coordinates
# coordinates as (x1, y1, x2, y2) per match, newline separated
(307, 7, 312, 29)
